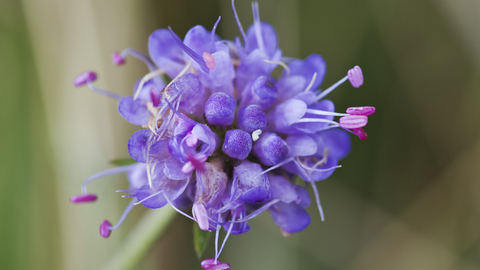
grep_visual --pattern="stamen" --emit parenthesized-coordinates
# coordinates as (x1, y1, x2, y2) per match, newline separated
(133, 69, 165, 100)
(339, 115, 368, 129)
(203, 52, 216, 70)
(217, 211, 236, 258)
(263, 59, 291, 76)
(295, 118, 340, 126)
(185, 133, 198, 147)
(163, 191, 196, 221)
(109, 198, 137, 230)
(80, 163, 139, 194)
(310, 180, 325, 221)
(348, 65, 363, 88)
(353, 127, 368, 140)
(295, 157, 341, 172)
(303, 72, 317, 92)
(252, 2, 265, 52)
(168, 27, 209, 73)
(214, 223, 221, 264)
(211, 16, 221, 48)
(346, 106, 376, 116)
(116, 48, 157, 71)
(256, 157, 295, 178)
(70, 193, 98, 203)
(230, 199, 280, 223)
(99, 220, 112, 238)
(134, 190, 163, 205)
(86, 81, 124, 100)
(193, 203, 210, 230)
(111, 52, 125, 66)
(231, 0, 247, 45)
(315, 75, 348, 101)
(305, 108, 349, 117)
(74, 71, 97, 87)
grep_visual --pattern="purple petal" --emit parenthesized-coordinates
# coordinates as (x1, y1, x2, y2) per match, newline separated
(285, 135, 317, 157)
(294, 185, 311, 208)
(163, 158, 190, 180)
(316, 129, 351, 160)
(128, 129, 152, 163)
(231, 161, 270, 204)
(126, 163, 148, 190)
(268, 174, 297, 203)
(280, 53, 326, 90)
(269, 201, 311, 233)
(148, 29, 185, 78)
(118, 96, 151, 126)
(245, 22, 278, 57)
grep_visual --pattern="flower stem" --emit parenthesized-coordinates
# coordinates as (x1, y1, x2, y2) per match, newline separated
(100, 207, 177, 270)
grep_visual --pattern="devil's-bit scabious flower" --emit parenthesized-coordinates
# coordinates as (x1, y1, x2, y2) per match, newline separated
(70, 1, 375, 269)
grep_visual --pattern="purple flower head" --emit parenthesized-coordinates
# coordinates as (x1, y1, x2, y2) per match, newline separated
(72, 1, 376, 268)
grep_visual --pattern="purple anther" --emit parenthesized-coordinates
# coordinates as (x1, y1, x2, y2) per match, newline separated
(222, 129, 253, 160)
(346, 106, 376, 116)
(203, 52, 216, 70)
(99, 220, 112, 238)
(347, 65, 363, 88)
(201, 259, 230, 270)
(193, 203, 210, 231)
(111, 52, 125, 65)
(73, 71, 97, 87)
(339, 115, 368, 129)
(70, 193, 98, 203)
(353, 127, 368, 140)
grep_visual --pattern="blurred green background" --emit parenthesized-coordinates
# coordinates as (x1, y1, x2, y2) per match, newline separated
(1, 0, 480, 269)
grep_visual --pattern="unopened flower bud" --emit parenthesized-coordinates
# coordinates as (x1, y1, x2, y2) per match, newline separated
(222, 129, 252, 160)
(205, 92, 236, 126)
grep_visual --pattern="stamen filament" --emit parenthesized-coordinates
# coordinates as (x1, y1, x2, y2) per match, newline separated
(231, 0, 247, 45)
(252, 1, 265, 52)
(163, 191, 196, 221)
(109, 198, 137, 230)
(120, 48, 157, 71)
(134, 69, 165, 100)
(303, 72, 317, 92)
(295, 118, 339, 125)
(263, 59, 291, 76)
(310, 180, 325, 221)
(305, 108, 349, 117)
(86, 81, 124, 100)
(218, 211, 236, 258)
(81, 163, 138, 194)
(231, 199, 280, 223)
(315, 75, 348, 101)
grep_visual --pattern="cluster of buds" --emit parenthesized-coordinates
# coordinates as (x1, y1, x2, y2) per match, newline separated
(70, 1, 375, 269)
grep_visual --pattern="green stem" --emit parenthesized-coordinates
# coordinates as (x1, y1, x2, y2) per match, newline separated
(100, 207, 177, 270)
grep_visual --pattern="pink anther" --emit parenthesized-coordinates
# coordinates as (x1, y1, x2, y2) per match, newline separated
(339, 115, 368, 129)
(111, 52, 125, 65)
(347, 65, 363, 88)
(185, 133, 199, 147)
(201, 259, 230, 270)
(353, 127, 368, 140)
(70, 193, 98, 203)
(99, 220, 112, 238)
(346, 106, 376, 116)
(203, 52, 216, 70)
(73, 71, 97, 87)
(193, 203, 210, 231)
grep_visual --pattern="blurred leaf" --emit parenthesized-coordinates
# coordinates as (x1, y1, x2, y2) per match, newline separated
(110, 157, 136, 166)
(193, 223, 211, 258)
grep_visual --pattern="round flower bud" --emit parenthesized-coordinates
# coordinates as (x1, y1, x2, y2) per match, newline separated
(240, 76, 278, 109)
(253, 132, 289, 166)
(236, 105, 267, 133)
(222, 129, 252, 160)
(205, 92, 236, 126)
